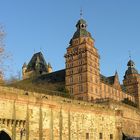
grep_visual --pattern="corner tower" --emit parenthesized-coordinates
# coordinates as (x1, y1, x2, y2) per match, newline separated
(22, 52, 53, 79)
(65, 18, 100, 101)
(123, 59, 140, 108)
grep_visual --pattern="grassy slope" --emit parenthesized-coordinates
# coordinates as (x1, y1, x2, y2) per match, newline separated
(7, 77, 66, 96)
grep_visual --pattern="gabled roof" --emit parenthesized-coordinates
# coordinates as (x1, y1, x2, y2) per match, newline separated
(26, 52, 48, 72)
(100, 72, 121, 89)
(100, 74, 115, 85)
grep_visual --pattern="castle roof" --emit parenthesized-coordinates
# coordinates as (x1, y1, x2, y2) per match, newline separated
(100, 72, 122, 90)
(70, 18, 93, 44)
(124, 59, 138, 77)
(125, 67, 138, 75)
(35, 69, 65, 83)
(100, 74, 115, 85)
(127, 60, 135, 67)
(26, 52, 48, 72)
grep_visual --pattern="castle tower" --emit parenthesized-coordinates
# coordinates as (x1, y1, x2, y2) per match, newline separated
(22, 52, 51, 79)
(123, 59, 140, 108)
(47, 62, 53, 73)
(65, 18, 100, 101)
(22, 62, 27, 79)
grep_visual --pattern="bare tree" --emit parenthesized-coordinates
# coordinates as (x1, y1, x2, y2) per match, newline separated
(0, 25, 9, 82)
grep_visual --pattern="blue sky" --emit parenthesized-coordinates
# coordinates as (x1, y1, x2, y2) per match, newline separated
(0, 0, 140, 82)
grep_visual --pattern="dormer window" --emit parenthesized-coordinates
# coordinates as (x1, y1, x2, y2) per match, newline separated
(80, 23, 86, 29)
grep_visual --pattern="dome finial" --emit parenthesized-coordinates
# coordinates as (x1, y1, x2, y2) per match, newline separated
(129, 50, 131, 60)
(80, 8, 83, 19)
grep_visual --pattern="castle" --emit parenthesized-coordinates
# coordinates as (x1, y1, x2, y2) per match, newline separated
(0, 17, 139, 140)
(23, 17, 140, 108)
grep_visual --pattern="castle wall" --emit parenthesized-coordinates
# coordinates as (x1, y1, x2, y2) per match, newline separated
(0, 86, 139, 140)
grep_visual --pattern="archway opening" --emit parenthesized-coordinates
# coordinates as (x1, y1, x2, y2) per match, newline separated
(0, 131, 11, 140)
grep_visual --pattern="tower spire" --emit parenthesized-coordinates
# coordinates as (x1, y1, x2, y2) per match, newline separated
(80, 8, 83, 19)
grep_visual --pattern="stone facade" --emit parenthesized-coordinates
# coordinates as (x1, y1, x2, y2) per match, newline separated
(0, 86, 140, 140)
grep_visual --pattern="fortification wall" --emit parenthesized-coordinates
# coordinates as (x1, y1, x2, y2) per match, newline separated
(0, 86, 139, 140)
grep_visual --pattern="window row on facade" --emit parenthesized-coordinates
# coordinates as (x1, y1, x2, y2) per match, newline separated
(68, 75, 99, 84)
(85, 132, 113, 140)
(66, 67, 99, 76)
(66, 60, 99, 69)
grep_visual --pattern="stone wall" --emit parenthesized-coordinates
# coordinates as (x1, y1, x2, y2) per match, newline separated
(0, 86, 139, 140)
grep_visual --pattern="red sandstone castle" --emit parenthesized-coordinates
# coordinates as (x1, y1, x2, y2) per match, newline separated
(22, 18, 140, 109)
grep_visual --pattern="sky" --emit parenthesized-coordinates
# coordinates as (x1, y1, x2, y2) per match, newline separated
(0, 0, 140, 82)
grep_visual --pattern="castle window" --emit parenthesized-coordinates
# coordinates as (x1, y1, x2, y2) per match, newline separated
(78, 97, 83, 100)
(110, 134, 113, 139)
(70, 76, 73, 83)
(91, 87, 93, 92)
(79, 74, 82, 82)
(71, 63, 73, 67)
(108, 87, 110, 93)
(95, 70, 97, 75)
(73, 47, 78, 52)
(70, 87, 73, 94)
(99, 133, 103, 139)
(66, 64, 68, 68)
(79, 85, 83, 92)
(78, 53, 82, 59)
(70, 56, 73, 61)
(78, 67, 82, 73)
(70, 69, 73, 74)
(86, 133, 89, 140)
(104, 85, 106, 92)
(95, 78, 98, 83)
(95, 88, 98, 93)
(79, 60, 82, 65)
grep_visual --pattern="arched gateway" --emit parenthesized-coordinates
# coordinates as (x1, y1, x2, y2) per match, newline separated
(0, 131, 11, 140)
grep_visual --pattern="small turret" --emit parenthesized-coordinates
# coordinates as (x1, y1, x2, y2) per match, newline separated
(123, 59, 140, 108)
(22, 62, 27, 79)
(47, 62, 53, 73)
(113, 71, 121, 89)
